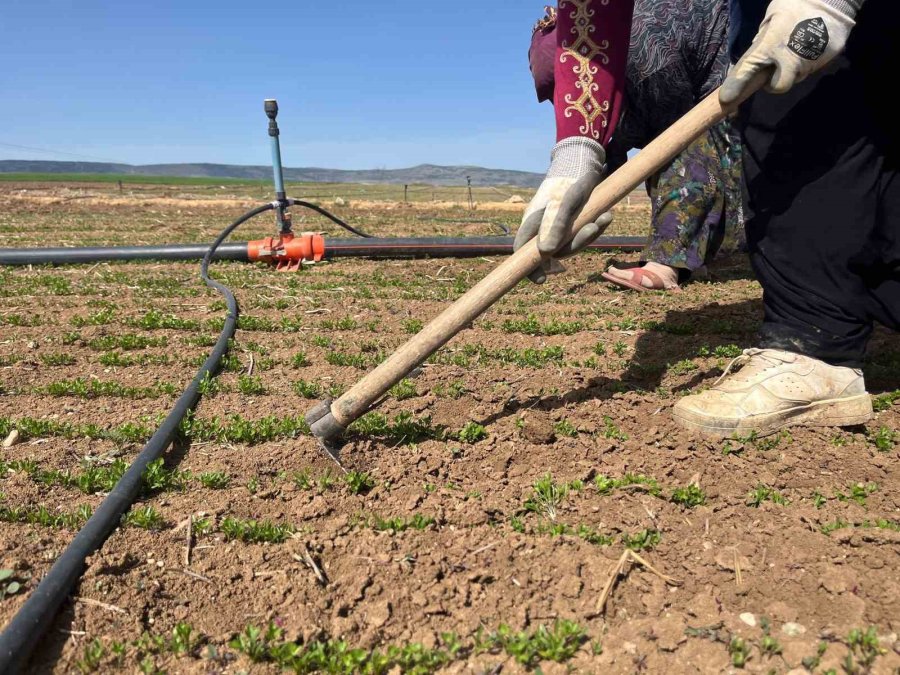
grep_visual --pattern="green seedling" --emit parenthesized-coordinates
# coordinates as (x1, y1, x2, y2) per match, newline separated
(601, 415, 628, 441)
(325, 350, 370, 369)
(237, 375, 266, 395)
(292, 379, 320, 398)
(812, 491, 828, 509)
(554, 419, 578, 438)
(478, 620, 587, 668)
(293, 470, 312, 490)
(834, 482, 878, 506)
(372, 514, 434, 532)
(0, 569, 22, 599)
(872, 389, 900, 412)
(127, 309, 200, 331)
(87, 334, 167, 351)
(199, 471, 231, 490)
(291, 351, 310, 367)
(760, 635, 782, 658)
(594, 473, 661, 497)
(868, 426, 896, 452)
(40, 352, 76, 366)
(801, 642, 829, 670)
(671, 484, 706, 508)
(122, 506, 165, 530)
(389, 378, 417, 400)
(622, 528, 661, 551)
(844, 626, 884, 673)
(220, 517, 294, 543)
(501, 314, 584, 336)
(197, 372, 220, 396)
(612, 341, 628, 357)
(729, 636, 751, 667)
(345, 471, 375, 495)
(746, 484, 788, 507)
(403, 318, 424, 334)
(456, 421, 487, 444)
(76, 638, 106, 673)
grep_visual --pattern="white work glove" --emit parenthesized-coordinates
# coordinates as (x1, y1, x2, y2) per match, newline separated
(720, 0, 864, 106)
(515, 136, 612, 284)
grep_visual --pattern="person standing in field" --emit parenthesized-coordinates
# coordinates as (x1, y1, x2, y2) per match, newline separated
(516, 0, 898, 437)
(528, 1, 745, 292)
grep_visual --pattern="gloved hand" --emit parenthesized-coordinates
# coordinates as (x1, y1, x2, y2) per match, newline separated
(720, 0, 864, 106)
(515, 136, 611, 283)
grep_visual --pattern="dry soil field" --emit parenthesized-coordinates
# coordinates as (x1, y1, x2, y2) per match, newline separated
(0, 180, 898, 674)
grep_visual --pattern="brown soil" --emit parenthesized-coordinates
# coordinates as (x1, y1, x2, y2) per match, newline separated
(0, 182, 898, 673)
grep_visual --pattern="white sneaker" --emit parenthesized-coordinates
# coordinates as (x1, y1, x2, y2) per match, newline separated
(673, 348, 873, 437)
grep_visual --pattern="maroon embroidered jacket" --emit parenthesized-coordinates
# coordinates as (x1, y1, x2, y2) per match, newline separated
(551, 0, 634, 146)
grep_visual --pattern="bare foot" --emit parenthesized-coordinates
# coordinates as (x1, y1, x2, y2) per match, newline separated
(605, 261, 679, 290)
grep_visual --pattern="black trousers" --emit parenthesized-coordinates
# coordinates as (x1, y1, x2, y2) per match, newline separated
(737, 1, 900, 368)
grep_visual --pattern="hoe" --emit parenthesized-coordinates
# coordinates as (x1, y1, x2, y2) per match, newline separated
(306, 74, 767, 461)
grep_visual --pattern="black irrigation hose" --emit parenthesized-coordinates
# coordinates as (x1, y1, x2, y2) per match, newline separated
(288, 198, 372, 238)
(0, 201, 274, 674)
(0, 236, 646, 266)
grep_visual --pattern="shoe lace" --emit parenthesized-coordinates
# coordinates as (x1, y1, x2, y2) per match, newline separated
(711, 348, 787, 388)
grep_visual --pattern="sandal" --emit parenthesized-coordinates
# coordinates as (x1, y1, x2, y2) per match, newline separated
(601, 266, 681, 292)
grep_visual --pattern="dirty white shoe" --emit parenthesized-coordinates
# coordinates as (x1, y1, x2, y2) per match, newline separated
(673, 348, 873, 437)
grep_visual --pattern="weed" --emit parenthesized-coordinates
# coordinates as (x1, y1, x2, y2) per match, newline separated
(593, 341, 606, 356)
(671, 484, 707, 508)
(220, 517, 294, 543)
(345, 471, 375, 495)
(612, 341, 628, 357)
(524, 474, 568, 520)
(746, 484, 788, 507)
(349, 411, 443, 444)
(291, 351, 310, 367)
(199, 471, 231, 490)
(435, 380, 467, 399)
(812, 491, 828, 509)
(622, 528, 661, 551)
(169, 621, 200, 655)
(229, 623, 283, 663)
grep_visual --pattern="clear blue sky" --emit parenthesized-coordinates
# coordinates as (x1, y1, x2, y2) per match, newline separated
(0, 1, 556, 172)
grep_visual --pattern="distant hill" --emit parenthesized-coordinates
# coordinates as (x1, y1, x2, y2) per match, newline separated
(0, 160, 544, 188)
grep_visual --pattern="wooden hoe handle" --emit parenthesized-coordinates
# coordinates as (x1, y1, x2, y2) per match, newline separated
(307, 76, 767, 444)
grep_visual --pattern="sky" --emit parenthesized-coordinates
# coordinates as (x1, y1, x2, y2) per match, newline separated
(0, 1, 557, 173)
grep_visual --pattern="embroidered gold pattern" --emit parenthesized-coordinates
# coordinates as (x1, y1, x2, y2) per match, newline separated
(559, 0, 611, 140)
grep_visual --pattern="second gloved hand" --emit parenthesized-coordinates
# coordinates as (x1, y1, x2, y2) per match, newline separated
(720, 0, 863, 105)
(515, 136, 609, 284)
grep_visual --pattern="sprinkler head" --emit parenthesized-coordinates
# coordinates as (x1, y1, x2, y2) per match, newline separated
(264, 99, 278, 119)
